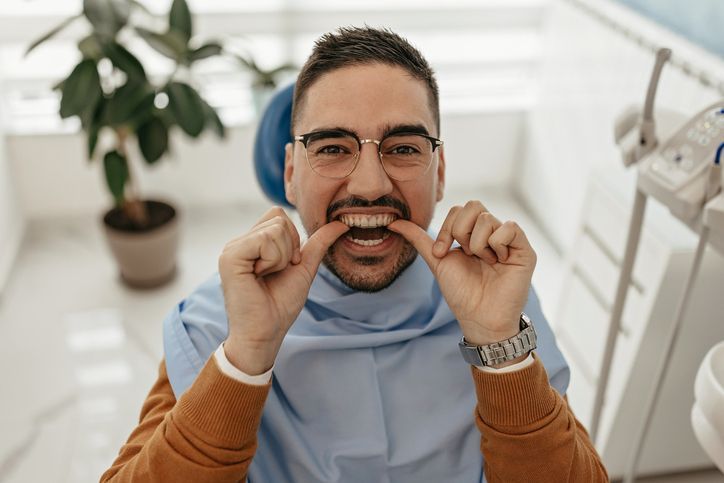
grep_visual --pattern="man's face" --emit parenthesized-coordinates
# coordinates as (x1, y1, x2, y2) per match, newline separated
(284, 63, 445, 292)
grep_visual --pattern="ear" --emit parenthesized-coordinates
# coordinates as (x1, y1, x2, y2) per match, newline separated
(284, 142, 297, 206)
(435, 146, 446, 202)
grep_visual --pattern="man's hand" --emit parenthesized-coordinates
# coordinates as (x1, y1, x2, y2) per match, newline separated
(218, 206, 349, 375)
(388, 201, 536, 347)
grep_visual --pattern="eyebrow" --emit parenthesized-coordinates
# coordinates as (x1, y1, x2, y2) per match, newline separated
(308, 123, 431, 139)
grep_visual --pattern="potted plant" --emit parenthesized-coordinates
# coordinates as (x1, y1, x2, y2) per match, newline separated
(234, 52, 296, 116)
(26, 0, 226, 288)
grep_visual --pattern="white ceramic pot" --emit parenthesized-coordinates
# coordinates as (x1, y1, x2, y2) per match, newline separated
(102, 200, 179, 288)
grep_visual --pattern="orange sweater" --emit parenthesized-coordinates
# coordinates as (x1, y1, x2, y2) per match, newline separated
(101, 354, 607, 482)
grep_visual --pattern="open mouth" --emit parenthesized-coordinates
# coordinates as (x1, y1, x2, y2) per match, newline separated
(336, 213, 398, 247)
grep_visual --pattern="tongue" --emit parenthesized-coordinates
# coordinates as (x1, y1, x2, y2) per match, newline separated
(348, 226, 388, 240)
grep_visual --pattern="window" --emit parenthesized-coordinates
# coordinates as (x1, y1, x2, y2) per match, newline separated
(0, 0, 548, 134)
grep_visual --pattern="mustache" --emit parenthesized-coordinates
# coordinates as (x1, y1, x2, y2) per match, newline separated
(326, 196, 411, 222)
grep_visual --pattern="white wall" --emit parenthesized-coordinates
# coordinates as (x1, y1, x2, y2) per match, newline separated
(0, 102, 24, 294)
(517, 0, 724, 253)
(6, 110, 524, 219)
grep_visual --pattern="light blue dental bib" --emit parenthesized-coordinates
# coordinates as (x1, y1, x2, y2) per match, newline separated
(163, 255, 570, 483)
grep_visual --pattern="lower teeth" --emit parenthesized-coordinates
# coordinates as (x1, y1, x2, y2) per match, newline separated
(347, 231, 390, 247)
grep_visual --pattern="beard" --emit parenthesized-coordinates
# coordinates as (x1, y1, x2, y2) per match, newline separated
(312, 194, 417, 292)
(322, 236, 418, 292)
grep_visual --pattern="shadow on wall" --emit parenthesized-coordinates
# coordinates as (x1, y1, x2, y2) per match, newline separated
(612, 0, 724, 58)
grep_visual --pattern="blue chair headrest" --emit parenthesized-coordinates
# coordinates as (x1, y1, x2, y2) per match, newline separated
(253, 83, 295, 207)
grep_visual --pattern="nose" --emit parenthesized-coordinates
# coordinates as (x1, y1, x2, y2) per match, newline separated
(345, 142, 394, 201)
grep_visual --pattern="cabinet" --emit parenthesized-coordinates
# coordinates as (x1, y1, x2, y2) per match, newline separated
(556, 169, 724, 478)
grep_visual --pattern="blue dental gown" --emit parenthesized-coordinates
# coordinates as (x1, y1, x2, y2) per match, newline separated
(163, 255, 569, 483)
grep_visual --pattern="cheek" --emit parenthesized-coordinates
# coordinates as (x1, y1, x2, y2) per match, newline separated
(295, 175, 345, 227)
(401, 183, 436, 225)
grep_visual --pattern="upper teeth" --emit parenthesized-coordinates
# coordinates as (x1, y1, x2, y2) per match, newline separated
(339, 213, 396, 228)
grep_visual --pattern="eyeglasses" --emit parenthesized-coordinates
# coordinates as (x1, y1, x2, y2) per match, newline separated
(294, 129, 443, 181)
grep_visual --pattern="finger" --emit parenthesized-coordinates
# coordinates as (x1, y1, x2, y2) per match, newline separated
(251, 213, 302, 264)
(299, 221, 350, 275)
(252, 206, 288, 229)
(253, 224, 293, 276)
(386, 219, 438, 270)
(451, 201, 492, 255)
(434, 206, 462, 257)
(469, 212, 503, 264)
(488, 221, 534, 265)
(253, 235, 284, 276)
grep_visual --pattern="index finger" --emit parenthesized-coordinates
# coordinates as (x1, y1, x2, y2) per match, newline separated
(299, 221, 350, 275)
(386, 219, 438, 271)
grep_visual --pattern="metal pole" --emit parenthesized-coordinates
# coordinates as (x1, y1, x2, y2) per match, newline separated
(623, 226, 711, 482)
(590, 189, 648, 443)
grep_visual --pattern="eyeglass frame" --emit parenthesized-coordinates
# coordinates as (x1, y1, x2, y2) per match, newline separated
(293, 128, 444, 180)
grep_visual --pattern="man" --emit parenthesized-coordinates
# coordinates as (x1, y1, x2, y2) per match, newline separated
(102, 27, 607, 482)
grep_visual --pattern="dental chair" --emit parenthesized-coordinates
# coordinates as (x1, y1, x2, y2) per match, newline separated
(253, 83, 295, 207)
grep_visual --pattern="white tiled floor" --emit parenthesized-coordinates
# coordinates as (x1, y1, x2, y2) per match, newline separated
(0, 192, 721, 482)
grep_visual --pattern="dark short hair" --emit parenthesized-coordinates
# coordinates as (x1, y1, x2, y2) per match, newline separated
(292, 26, 440, 134)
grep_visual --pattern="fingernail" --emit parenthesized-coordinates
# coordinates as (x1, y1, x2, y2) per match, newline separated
(433, 241, 444, 254)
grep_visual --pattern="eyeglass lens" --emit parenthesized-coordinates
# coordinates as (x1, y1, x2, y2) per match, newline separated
(304, 133, 434, 180)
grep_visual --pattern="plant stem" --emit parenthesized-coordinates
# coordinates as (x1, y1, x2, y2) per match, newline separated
(117, 127, 149, 227)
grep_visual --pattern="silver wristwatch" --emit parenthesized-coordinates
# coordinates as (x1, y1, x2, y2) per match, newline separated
(458, 313, 537, 367)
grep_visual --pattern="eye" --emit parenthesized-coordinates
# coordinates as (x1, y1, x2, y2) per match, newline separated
(317, 144, 349, 155)
(387, 144, 420, 156)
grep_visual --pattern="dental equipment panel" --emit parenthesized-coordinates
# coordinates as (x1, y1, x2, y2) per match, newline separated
(637, 102, 724, 220)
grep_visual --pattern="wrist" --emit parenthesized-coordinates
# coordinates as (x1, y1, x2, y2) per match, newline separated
(458, 313, 537, 367)
(223, 337, 280, 376)
(461, 321, 520, 346)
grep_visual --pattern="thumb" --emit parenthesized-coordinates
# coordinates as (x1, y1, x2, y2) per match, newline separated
(299, 221, 349, 274)
(387, 219, 438, 271)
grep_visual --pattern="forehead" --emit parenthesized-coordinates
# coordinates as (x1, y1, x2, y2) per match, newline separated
(296, 63, 436, 137)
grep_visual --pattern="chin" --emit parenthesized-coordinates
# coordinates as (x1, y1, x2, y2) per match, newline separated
(323, 241, 417, 292)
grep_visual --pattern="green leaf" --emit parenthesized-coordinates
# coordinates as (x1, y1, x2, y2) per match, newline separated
(136, 27, 187, 61)
(103, 41, 146, 82)
(84, 96, 107, 158)
(268, 63, 296, 76)
(78, 34, 103, 60)
(59, 59, 102, 119)
(25, 13, 83, 56)
(82, 96, 107, 155)
(88, 127, 100, 160)
(235, 53, 258, 73)
(83, 0, 130, 38)
(165, 81, 205, 137)
(128, 0, 152, 15)
(52, 77, 66, 92)
(106, 82, 154, 126)
(169, 0, 192, 44)
(103, 150, 129, 206)
(137, 116, 169, 164)
(201, 99, 225, 139)
(188, 42, 222, 63)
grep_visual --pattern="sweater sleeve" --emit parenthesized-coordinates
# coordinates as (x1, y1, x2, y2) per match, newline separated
(100, 355, 270, 483)
(472, 354, 608, 483)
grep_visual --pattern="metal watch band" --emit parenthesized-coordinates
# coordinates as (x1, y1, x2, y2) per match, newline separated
(458, 313, 537, 367)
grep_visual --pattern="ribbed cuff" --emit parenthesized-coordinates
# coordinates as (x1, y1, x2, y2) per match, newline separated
(177, 355, 271, 445)
(471, 353, 557, 427)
